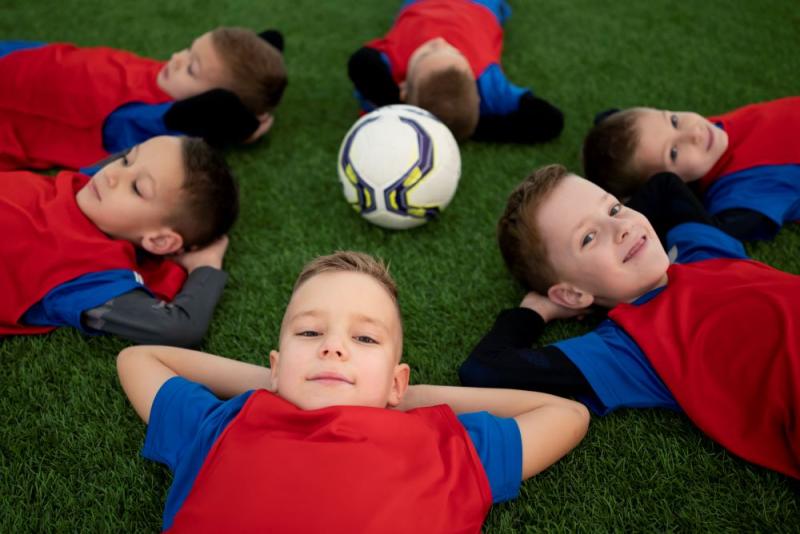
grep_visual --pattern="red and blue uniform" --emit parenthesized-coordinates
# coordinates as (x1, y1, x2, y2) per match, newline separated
(699, 97, 800, 236)
(362, 0, 528, 117)
(551, 222, 800, 478)
(0, 170, 185, 335)
(144, 376, 523, 532)
(0, 41, 180, 171)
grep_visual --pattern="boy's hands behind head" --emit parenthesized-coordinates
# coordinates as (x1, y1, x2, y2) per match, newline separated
(173, 235, 229, 272)
(520, 291, 589, 323)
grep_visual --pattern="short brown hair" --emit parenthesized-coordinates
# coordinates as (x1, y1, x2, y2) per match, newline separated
(211, 27, 287, 115)
(408, 67, 479, 141)
(294, 251, 398, 307)
(581, 108, 646, 199)
(497, 164, 570, 293)
(169, 137, 239, 249)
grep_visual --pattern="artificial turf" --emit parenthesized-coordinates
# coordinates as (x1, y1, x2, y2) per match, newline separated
(1, 0, 799, 531)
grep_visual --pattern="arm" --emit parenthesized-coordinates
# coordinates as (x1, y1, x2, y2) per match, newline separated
(472, 93, 564, 144)
(460, 293, 594, 397)
(117, 345, 272, 423)
(347, 47, 401, 109)
(104, 89, 260, 153)
(399, 383, 589, 479)
(82, 237, 229, 347)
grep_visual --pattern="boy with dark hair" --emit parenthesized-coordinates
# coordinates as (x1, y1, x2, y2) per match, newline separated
(117, 251, 589, 532)
(461, 165, 800, 479)
(1, 135, 239, 347)
(347, 0, 563, 142)
(582, 97, 800, 241)
(0, 27, 287, 171)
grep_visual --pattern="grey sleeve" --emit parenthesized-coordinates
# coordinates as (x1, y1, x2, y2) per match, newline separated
(81, 266, 228, 347)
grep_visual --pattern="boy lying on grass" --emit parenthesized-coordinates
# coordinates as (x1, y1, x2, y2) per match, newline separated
(582, 96, 800, 241)
(0, 27, 286, 171)
(118, 251, 588, 532)
(460, 165, 800, 479)
(1, 135, 237, 347)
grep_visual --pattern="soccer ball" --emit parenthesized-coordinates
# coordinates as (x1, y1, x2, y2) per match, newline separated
(337, 105, 461, 230)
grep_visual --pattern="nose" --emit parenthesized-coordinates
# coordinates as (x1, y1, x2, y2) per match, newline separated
(319, 336, 347, 360)
(613, 216, 631, 243)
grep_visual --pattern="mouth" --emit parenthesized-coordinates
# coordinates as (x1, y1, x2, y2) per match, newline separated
(623, 236, 647, 263)
(706, 125, 714, 151)
(88, 179, 101, 201)
(308, 372, 354, 385)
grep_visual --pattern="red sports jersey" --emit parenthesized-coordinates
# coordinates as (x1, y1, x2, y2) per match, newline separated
(167, 390, 492, 533)
(0, 44, 170, 170)
(699, 96, 800, 192)
(0, 170, 186, 335)
(367, 0, 503, 83)
(609, 259, 800, 479)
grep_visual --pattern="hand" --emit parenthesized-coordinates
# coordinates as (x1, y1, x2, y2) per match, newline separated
(520, 291, 588, 323)
(245, 113, 274, 143)
(173, 235, 229, 273)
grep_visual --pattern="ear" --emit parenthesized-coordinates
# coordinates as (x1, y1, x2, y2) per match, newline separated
(245, 113, 274, 144)
(398, 81, 408, 102)
(547, 282, 595, 310)
(387, 362, 411, 407)
(140, 229, 183, 256)
(268, 350, 280, 392)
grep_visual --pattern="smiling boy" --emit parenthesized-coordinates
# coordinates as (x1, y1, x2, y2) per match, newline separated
(118, 251, 589, 531)
(0, 27, 286, 171)
(460, 164, 800, 479)
(1, 135, 238, 347)
(582, 97, 800, 241)
(347, 0, 563, 142)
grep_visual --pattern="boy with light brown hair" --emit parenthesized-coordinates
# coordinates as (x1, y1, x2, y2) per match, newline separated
(0, 27, 286, 171)
(118, 251, 589, 532)
(461, 165, 800, 479)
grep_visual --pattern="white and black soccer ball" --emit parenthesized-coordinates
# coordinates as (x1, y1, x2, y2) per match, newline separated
(337, 105, 461, 230)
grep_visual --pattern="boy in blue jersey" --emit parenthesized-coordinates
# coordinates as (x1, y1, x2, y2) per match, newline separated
(582, 97, 800, 241)
(1, 135, 238, 347)
(0, 28, 286, 171)
(460, 166, 800, 479)
(117, 251, 589, 532)
(347, 0, 563, 142)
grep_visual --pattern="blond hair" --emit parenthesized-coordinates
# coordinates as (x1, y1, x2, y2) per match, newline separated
(294, 251, 398, 306)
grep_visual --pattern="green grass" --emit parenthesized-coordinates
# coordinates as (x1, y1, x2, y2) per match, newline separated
(2, 0, 799, 531)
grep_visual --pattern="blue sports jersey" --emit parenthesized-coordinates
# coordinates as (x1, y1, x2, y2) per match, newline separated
(144, 377, 523, 530)
(554, 223, 748, 414)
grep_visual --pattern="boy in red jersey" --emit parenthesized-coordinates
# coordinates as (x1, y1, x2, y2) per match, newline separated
(117, 251, 589, 532)
(1, 135, 238, 347)
(0, 27, 286, 171)
(582, 97, 800, 241)
(461, 165, 800, 479)
(348, 0, 563, 142)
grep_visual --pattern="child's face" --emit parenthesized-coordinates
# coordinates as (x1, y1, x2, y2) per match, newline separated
(402, 37, 472, 99)
(76, 136, 185, 251)
(270, 271, 409, 411)
(157, 32, 228, 100)
(537, 175, 669, 307)
(632, 108, 729, 182)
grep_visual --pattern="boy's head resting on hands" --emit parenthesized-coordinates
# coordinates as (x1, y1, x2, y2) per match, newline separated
(76, 135, 238, 254)
(582, 107, 729, 199)
(157, 27, 287, 116)
(269, 251, 410, 411)
(400, 37, 479, 141)
(498, 164, 669, 309)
